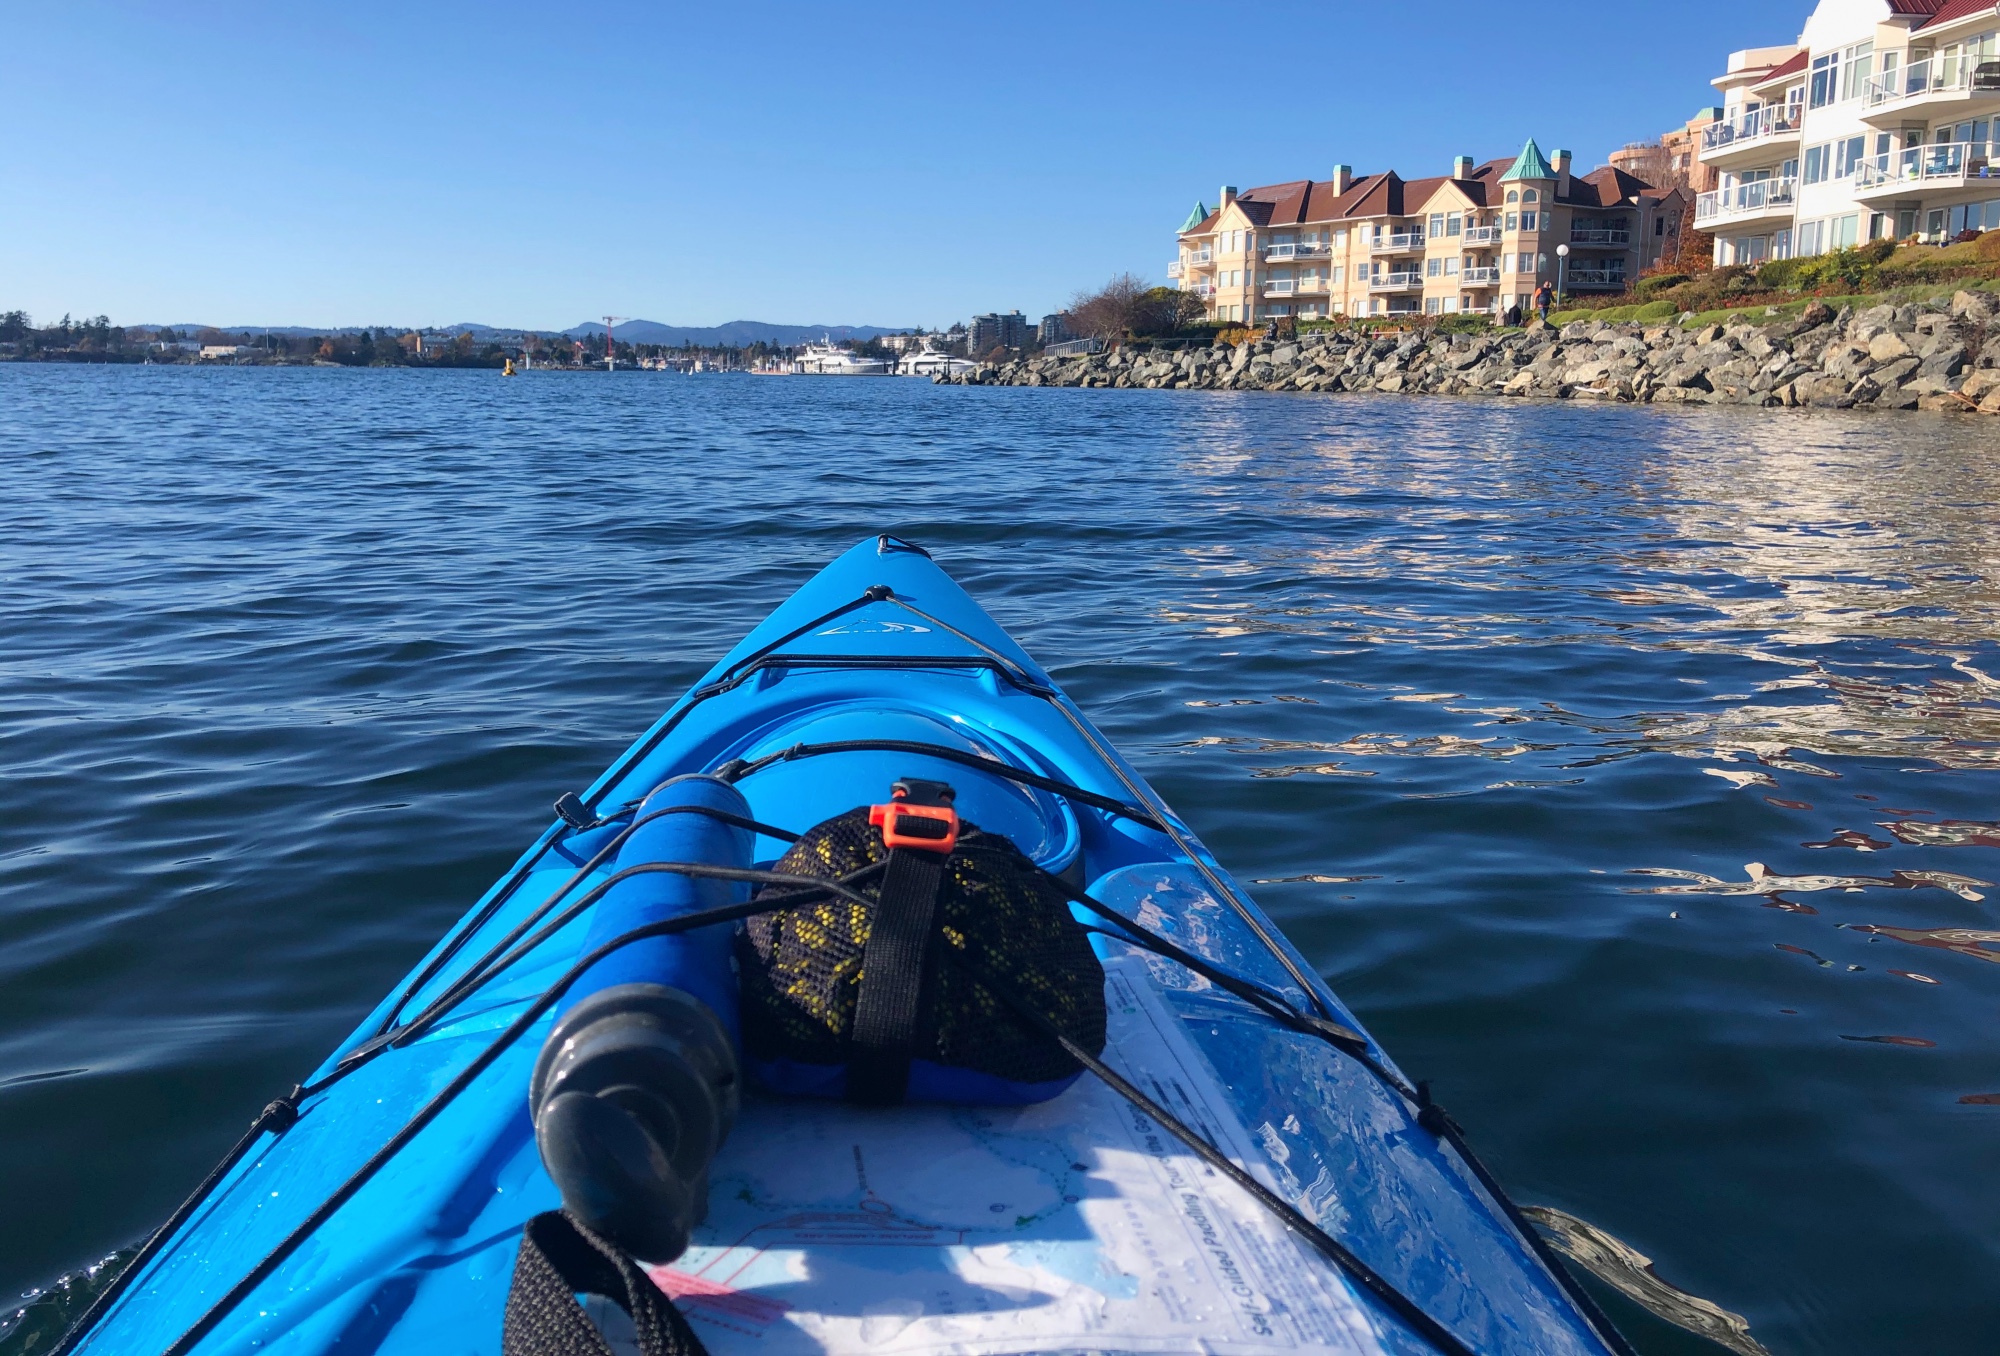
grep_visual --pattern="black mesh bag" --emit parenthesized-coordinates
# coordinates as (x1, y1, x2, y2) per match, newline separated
(736, 800, 1105, 1106)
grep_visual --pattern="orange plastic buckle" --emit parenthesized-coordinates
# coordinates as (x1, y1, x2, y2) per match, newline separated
(869, 799, 959, 854)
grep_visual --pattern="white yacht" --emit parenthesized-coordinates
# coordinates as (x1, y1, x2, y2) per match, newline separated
(897, 346, 979, 378)
(793, 341, 891, 376)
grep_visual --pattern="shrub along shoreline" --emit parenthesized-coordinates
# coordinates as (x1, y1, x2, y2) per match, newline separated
(942, 289, 2000, 414)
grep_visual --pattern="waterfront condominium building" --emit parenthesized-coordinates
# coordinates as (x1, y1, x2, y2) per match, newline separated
(1171, 143, 1687, 322)
(1698, 0, 2000, 265)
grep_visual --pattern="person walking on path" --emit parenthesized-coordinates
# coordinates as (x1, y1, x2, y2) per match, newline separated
(1533, 280, 1554, 323)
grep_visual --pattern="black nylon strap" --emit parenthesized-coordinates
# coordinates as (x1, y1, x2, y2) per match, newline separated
(503, 1210, 710, 1356)
(846, 847, 944, 1105)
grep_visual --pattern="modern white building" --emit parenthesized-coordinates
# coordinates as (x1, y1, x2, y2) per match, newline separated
(1699, 0, 2000, 264)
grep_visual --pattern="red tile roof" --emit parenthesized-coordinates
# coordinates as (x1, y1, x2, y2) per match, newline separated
(1180, 154, 1665, 234)
(1753, 50, 1809, 83)
(1888, 0, 1949, 13)
(1917, 0, 1999, 28)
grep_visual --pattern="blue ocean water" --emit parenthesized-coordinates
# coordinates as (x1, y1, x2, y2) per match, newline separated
(2, 365, 1997, 1355)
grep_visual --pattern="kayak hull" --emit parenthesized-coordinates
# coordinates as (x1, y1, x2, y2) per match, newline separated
(71, 537, 1615, 1356)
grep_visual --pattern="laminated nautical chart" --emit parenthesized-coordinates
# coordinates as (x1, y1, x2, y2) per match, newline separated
(624, 955, 1385, 1356)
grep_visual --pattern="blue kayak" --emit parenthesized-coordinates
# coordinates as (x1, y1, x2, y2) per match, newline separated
(63, 536, 1627, 1356)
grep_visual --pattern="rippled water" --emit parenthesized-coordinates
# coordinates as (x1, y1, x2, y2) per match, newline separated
(3, 366, 1998, 1355)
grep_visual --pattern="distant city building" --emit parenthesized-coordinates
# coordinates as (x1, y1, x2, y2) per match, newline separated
(1174, 144, 1686, 321)
(199, 345, 241, 360)
(1612, 109, 1725, 196)
(1037, 313, 1072, 344)
(1697, 0, 2000, 266)
(966, 310, 1029, 354)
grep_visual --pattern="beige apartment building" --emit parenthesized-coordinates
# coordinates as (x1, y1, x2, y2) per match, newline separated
(1172, 141, 1687, 323)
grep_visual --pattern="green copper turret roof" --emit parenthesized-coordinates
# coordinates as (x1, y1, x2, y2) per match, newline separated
(1179, 201, 1210, 233)
(1500, 138, 1555, 182)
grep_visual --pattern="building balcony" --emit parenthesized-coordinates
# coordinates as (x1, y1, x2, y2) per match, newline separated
(1461, 225, 1503, 245)
(1695, 177, 1797, 230)
(1562, 267, 1629, 291)
(1370, 231, 1425, 253)
(1700, 105, 1804, 170)
(1854, 141, 2000, 203)
(1861, 58, 2000, 127)
(1368, 271, 1424, 291)
(1187, 281, 1216, 298)
(1189, 248, 1213, 266)
(1167, 262, 1182, 279)
(1568, 227, 1632, 247)
(1460, 266, 1500, 285)
(1264, 241, 1328, 261)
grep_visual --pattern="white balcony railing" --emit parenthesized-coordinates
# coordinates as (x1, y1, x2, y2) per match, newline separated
(1368, 270, 1423, 290)
(1461, 225, 1503, 245)
(1854, 139, 1998, 192)
(1701, 103, 1804, 153)
(1167, 262, 1182, 278)
(1865, 58, 2000, 110)
(1569, 228, 1632, 246)
(1370, 231, 1425, 253)
(1264, 280, 1295, 297)
(1190, 247, 1213, 265)
(1265, 241, 1329, 261)
(1188, 281, 1216, 298)
(1293, 277, 1329, 294)
(1460, 266, 1500, 285)
(1694, 176, 1797, 222)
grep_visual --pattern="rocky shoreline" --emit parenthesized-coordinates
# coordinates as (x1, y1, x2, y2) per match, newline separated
(941, 290, 2000, 413)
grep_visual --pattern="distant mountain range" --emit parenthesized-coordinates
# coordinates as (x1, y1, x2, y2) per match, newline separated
(140, 319, 917, 344)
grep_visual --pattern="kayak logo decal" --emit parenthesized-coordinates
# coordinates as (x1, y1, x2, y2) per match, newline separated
(815, 620, 933, 636)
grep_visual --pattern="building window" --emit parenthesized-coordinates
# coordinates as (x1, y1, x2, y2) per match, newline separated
(1832, 135, 1867, 177)
(1521, 211, 1538, 231)
(1523, 189, 1539, 203)
(1810, 52, 1837, 108)
(1505, 212, 1519, 230)
(1773, 228, 1792, 258)
(1446, 212, 1462, 235)
(1655, 216, 1666, 236)
(1831, 213, 1859, 248)
(1802, 144, 1828, 184)
(1425, 297, 1441, 315)
(1840, 41, 1873, 101)
(1330, 266, 1344, 283)
(1443, 297, 1459, 313)
(1506, 189, 1519, 204)
(1444, 257, 1459, 276)
(1426, 257, 1442, 277)
(1429, 213, 1445, 237)
(1334, 228, 1348, 245)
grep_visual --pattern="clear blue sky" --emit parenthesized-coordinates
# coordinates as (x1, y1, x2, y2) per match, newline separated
(4, 0, 1809, 332)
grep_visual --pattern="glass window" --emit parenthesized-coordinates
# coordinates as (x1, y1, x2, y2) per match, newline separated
(1802, 144, 1828, 184)
(1833, 135, 1867, 177)
(1506, 189, 1518, 203)
(1330, 266, 1344, 283)
(1444, 257, 1459, 276)
(1810, 52, 1837, 108)
(1446, 212, 1462, 235)
(1334, 228, 1347, 245)
(1505, 212, 1519, 230)
(1425, 297, 1440, 315)
(1523, 189, 1539, 203)
(1840, 41, 1873, 101)
(1429, 213, 1444, 237)
(1522, 211, 1538, 231)
(1832, 213, 1859, 248)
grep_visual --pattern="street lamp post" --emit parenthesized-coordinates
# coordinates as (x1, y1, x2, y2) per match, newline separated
(1555, 243, 1570, 305)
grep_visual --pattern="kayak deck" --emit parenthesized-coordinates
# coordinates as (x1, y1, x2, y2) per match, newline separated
(72, 538, 1613, 1356)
